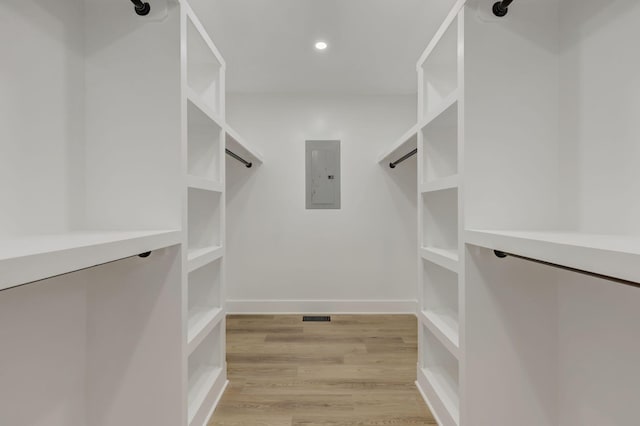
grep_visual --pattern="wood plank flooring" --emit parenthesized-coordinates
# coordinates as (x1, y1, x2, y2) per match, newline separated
(209, 314, 436, 426)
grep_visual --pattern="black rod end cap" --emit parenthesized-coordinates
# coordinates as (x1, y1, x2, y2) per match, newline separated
(492, 2, 509, 17)
(135, 2, 151, 16)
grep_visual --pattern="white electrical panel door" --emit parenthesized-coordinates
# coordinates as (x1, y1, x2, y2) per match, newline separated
(306, 140, 341, 209)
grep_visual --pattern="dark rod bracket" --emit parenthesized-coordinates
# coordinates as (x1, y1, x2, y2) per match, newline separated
(226, 149, 253, 168)
(131, 0, 151, 16)
(492, 0, 514, 17)
(389, 148, 417, 169)
(493, 250, 640, 289)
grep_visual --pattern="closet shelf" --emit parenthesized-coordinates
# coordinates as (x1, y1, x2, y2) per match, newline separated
(188, 365, 224, 425)
(225, 124, 263, 166)
(186, 87, 225, 128)
(0, 230, 181, 291)
(420, 90, 458, 131)
(465, 230, 640, 284)
(418, 367, 460, 426)
(187, 307, 224, 355)
(420, 247, 459, 273)
(421, 175, 459, 193)
(377, 123, 419, 164)
(187, 175, 223, 193)
(419, 310, 460, 359)
(187, 245, 224, 273)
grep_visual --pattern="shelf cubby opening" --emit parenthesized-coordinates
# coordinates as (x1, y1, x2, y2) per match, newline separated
(187, 188, 222, 253)
(188, 321, 223, 424)
(188, 259, 222, 343)
(187, 99, 223, 183)
(422, 101, 458, 184)
(422, 259, 459, 336)
(422, 188, 459, 255)
(186, 17, 223, 116)
(421, 17, 458, 121)
(421, 323, 460, 422)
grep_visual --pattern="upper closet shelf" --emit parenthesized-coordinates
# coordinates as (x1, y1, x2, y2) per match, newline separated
(187, 87, 225, 128)
(0, 230, 181, 291)
(421, 90, 458, 131)
(377, 123, 419, 165)
(466, 230, 640, 284)
(225, 124, 264, 166)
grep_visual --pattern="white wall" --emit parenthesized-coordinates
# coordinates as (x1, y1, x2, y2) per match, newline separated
(559, 0, 640, 234)
(0, 0, 85, 235)
(225, 94, 417, 312)
(556, 2, 640, 425)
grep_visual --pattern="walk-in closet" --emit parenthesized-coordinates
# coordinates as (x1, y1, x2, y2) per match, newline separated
(1, 0, 638, 425)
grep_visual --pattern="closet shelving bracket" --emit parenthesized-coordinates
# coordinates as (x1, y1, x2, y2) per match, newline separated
(130, 0, 151, 16)
(492, 0, 514, 17)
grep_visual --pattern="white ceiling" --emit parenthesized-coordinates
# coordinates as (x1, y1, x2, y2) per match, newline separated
(189, 0, 457, 95)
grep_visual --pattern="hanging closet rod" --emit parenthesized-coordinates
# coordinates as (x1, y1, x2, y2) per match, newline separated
(389, 148, 417, 169)
(226, 149, 253, 168)
(492, 0, 514, 17)
(130, 0, 151, 16)
(494, 250, 640, 289)
(0, 251, 153, 293)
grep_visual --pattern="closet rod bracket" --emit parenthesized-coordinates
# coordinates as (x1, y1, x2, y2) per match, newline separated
(138, 251, 152, 258)
(492, 0, 514, 17)
(131, 0, 151, 16)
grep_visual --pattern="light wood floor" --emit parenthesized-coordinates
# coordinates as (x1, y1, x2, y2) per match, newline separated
(209, 314, 436, 426)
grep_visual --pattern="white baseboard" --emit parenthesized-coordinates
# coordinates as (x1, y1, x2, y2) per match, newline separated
(226, 299, 418, 315)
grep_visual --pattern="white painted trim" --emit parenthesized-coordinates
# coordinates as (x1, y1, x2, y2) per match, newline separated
(416, 377, 443, 426)
(226, 299, 418, 315)
(198, 379, 229, 426)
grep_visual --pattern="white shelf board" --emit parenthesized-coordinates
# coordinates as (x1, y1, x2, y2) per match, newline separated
(420, 247, 459, 273)
(186, 87, 225, 129)
(188, 365, 223, 425)
(0, 230, 181, 291)
(377, 123, 419, 164)
(225, 124, 263, 166)
(417, 367, 460, 426)
(466, 230, 640, 284)
(184, 5, 226, 68)
(419, 310, 460, 359)
(187, 245, 224, 273)
(420, 90, 458, 131)
(187, 307, 224, 355)
(421, 175, 459, 193)
(187, 175, 223, 193)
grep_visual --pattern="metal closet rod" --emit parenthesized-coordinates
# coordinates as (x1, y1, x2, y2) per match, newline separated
(226, 149, 253, 168)
(493, 250, 640, 289)
(1, 251, 153, 293)
(130, 0, 151, 16)
(389, 148, 417, 169)
(492, 0, 514, 17)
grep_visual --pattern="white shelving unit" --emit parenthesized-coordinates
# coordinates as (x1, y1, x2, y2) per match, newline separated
(181, 5, 229, 426)
(416, 2, 464, 425)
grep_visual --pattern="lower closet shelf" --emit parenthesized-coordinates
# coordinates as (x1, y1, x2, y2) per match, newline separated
(417, 367, 460, 426)
(187, 307, 224, 354)
(188, 366, 224, 425)
(0, 230, 181, 291)
(420, 247, 459, 272)
(187, 245, 224, 272)
(419, 310, 459, 358)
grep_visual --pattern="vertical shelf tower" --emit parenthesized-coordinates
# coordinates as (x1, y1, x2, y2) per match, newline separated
(181, 5, 228, 426)
(415, 2, 464, 426)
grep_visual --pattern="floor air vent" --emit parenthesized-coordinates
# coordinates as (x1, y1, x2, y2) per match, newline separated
(303, 315, 331, 322)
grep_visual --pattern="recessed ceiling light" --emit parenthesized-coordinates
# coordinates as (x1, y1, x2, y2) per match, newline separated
(315, 41, 328, 51)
